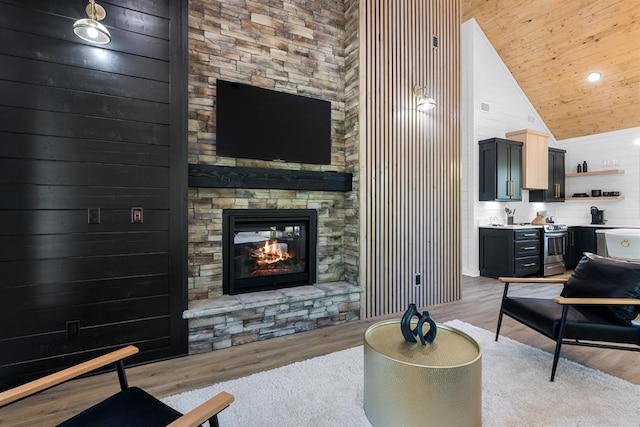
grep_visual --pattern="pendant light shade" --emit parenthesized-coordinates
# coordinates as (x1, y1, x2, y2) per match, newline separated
(73, 0, 111, 44)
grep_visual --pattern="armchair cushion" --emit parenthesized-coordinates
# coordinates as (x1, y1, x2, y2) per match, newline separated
(58, 387, 182, 427)
(560, 252, 640, 323)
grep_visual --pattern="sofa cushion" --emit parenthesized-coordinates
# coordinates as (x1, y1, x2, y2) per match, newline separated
(561, 252, 640, 323)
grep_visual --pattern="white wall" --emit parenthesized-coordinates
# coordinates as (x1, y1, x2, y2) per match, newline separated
(461, 19, 640, 276)
(462, 19, 553, 276)
(558, 128, 640, 226)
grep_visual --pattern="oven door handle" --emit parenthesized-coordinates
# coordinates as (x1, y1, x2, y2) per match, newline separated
(544, 232, 567, 238)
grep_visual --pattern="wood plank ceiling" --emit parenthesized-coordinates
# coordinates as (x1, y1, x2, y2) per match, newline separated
(462, 0, 640, 141)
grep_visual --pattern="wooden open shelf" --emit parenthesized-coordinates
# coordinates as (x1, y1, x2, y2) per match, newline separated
(565, 169, 624, 178)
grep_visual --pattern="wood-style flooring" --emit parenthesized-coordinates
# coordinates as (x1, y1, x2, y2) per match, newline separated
(2, 275, 639, 426)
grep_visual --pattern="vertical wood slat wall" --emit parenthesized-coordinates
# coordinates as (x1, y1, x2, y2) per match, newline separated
(359, 0, 461, 317)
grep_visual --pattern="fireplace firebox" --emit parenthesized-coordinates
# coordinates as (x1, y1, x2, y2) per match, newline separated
(222, 209, 318, 295)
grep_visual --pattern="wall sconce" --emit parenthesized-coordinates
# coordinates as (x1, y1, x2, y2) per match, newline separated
(413, 85, 436, 110)
(73, 0, 111, 44)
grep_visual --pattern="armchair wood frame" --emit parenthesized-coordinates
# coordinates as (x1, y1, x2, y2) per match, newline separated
(496, 277, 640, 381)
(0, 346, 234, 427)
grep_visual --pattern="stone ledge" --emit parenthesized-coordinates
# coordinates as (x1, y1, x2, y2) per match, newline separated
(183, 281, 362, 319)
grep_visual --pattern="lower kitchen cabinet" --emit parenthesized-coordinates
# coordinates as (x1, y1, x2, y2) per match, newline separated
(565, 227, 597, 269)
(479, 227, 541, 278)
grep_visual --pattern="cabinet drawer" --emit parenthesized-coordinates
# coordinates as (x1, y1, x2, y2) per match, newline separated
(514, 256, 540, 276)
(515, 240, 540, 257)
(514, 229, 540, 240)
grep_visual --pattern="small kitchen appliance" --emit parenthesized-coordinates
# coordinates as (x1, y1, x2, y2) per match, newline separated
(590, 206, 605, 225)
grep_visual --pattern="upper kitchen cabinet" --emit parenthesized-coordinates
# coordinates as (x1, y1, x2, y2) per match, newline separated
(479, 138, 523, 201)
(505, 129, 549, 190)
(529, 148, 566, 202)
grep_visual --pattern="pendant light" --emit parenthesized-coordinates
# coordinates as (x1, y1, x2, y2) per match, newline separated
(73, 0, 111, 44)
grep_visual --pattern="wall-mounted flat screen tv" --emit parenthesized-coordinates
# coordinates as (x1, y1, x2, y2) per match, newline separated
(216, 79, 332, 165)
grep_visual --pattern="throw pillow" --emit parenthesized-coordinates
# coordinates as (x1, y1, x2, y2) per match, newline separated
(561, 252, 640, 323)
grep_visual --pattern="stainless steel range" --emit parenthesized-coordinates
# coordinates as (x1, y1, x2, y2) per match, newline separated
(542, 224, 567, 276)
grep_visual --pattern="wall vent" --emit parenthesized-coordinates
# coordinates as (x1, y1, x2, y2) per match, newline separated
(480, 102, 491, 112)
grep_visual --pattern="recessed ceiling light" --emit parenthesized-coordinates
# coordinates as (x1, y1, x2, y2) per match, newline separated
(587, 71, 602, 82)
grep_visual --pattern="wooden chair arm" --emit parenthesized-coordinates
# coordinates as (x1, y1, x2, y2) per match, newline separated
(554, 297, 640, 306)
(499, 277, 569, 284)
(166, 391, 235, 427)
(0, 345, 139, 408)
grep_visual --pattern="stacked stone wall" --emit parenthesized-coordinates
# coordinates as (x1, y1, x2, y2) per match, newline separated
(185, 0, 361, 351)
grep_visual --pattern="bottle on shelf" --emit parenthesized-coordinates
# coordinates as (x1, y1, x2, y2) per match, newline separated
(577, 163, 582, 173)
(582, 160, 588, 173)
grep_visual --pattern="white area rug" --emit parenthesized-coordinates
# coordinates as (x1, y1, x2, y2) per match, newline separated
(162, 320, 640, 426)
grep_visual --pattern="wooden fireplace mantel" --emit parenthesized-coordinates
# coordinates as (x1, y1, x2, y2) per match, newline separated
(188, 164, 353, 192)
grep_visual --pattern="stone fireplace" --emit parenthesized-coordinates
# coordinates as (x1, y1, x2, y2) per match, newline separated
(222, 209, 317, 295)
(184, 168, 361, 354)
(185, 0, 362, 355)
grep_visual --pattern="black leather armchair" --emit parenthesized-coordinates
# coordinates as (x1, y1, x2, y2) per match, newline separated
(0, 345, 234, 426)
(496, 253, 640, 381)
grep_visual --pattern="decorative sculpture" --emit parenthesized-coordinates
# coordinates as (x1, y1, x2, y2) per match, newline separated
(400, 303, 437, 345)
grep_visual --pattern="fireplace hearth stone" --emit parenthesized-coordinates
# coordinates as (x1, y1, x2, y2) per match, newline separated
(183, 281, 362, 353)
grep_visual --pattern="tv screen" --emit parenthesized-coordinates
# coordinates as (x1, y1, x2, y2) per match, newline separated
(216, 79, 332, 165)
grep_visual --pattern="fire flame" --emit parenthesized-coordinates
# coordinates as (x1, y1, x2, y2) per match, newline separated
(252, 240, 292, 266)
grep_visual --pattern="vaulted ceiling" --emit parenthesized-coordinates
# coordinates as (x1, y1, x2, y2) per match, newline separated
(461, 0, 640, 141)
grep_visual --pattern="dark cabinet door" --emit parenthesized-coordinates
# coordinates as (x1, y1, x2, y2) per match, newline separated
(530, 148, 566, 202)
(499, 142, 522, 200)
(496, 142, 511, 200)
(566, 227, 596, 269)
(551, 149, 565, 200)
(479, 228, 513, 278)
(479, 138, 523, 201)
(478, 142, 497, 201)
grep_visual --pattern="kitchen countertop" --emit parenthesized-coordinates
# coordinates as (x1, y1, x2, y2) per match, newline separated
(479, 224, 640, 230)
(573, 224, 640, 228)
(478, 224, 544, 229)
(594, 226, 640, 233)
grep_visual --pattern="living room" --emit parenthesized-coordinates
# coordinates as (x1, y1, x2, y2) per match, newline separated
(2, 0, 640, 425)
(1, 0, 460, 385)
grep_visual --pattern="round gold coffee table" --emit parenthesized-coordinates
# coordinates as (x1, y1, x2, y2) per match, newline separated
(363, 320, 482, 427)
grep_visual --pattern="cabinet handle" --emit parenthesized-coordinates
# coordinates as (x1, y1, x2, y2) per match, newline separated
(522, 263, 537, 267)
(556, 183, 561, 198)
(570, 231, 575, 245)
(522, 246, 537, 250)
(510, 180, 515, 197)
(522, 233, 537, 237)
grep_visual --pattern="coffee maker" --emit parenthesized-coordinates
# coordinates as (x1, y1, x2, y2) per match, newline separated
(590, 206, 604, 224)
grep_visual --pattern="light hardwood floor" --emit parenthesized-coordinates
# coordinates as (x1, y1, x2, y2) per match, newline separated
(2, 275, 639, 426)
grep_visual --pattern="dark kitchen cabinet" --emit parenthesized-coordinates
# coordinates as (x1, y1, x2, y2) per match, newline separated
(530, 148, 566, 202)
(479, 138, 523, 201)
(565, 226, 597, 268)
(479, 227, 541, 278)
